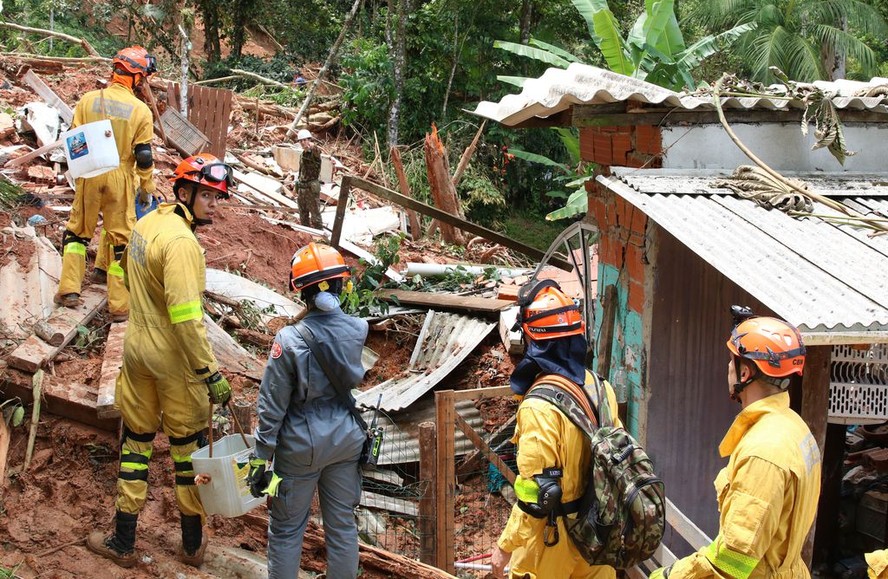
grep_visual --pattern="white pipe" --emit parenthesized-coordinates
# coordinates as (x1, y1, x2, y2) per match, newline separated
(453, 562, 509, 572)
(406, 262, 534, 279)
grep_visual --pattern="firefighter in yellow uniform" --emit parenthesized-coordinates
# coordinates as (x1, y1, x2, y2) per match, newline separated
(868, 550, 888, 579)
(649, 307, 821, 579)
(492, 281, 617, 579)
(55, 45, 157, 321)
(86, 153, 233, 569)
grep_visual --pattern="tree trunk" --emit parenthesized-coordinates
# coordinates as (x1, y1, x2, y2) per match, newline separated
(387, 0, 406, 148)
(821, 15, 847, 80)
(424, 125, 465, 246)
(286, 0, 364, 138)
(200, 0, 223, 63)
(520, 0, 533, 45)
(179, 22, 191, 117)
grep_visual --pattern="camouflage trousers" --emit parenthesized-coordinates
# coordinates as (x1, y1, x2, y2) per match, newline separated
(297, 180, 323, 230)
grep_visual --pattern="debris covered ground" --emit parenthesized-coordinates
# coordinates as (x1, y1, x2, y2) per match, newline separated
(0, 55, 551, 578)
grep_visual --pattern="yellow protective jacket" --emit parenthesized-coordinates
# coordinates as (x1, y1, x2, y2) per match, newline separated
(868, 550, 888, 579)
(72, 82, 155, 194)
(498, 370, 620, 579)
(122, 203, 217, 378)
(663, 392, 821, 579)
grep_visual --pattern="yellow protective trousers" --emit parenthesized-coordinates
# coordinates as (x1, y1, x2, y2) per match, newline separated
(114, 321, 211, 520)
(59, 168, 135, 316)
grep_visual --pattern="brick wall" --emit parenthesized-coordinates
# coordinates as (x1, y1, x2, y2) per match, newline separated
(588, 180, 648, 314)
(579, 124, 663, 169)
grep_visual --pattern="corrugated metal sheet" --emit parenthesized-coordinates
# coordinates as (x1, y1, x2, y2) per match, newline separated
(472, 63, 888, 126)
(355, 310, 496, 412)
(597, 170, 888, 340)
(360, 399, 485, 466)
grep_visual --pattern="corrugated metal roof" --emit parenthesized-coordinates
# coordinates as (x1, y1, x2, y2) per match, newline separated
(597, 170, 888, 342)
(355, 310, 496, 412)
(472, 63, 888, 126)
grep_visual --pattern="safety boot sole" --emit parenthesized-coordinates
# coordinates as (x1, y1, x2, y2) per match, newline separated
(86, 532, 138, 568)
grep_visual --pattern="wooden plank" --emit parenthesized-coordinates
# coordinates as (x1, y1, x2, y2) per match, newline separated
(434, 389, 456, 574)
(377, 289, 513, 314)
(498, 306, 523, 355)
(3, 136, 64, 168)
(340, 176, 572, 271)
(457, 414, 515, 482)
(21, 69, 73, 124)
(419, 421, 436, 566)
(665, 497, 711, 549)
(204, 315, 265, 381)
(331, 177, 351, 248)
(7, 287, 107, 372)
(0, 370, 119, 431)
(360, 491, 418, 517)
(96, 321, 127, 419)
(800, 344, 831, 567)
(450, 385, 513, 403)
(232, 169, 299, 209)
(454, 412, 515, 485)
(596, 284, 618, 377)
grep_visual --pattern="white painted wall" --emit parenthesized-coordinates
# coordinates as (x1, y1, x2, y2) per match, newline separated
(661, 123, 888, 172)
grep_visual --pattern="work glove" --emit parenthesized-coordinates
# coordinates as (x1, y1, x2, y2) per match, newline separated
(649, 566, 671, 578)
(247, 455, 282, 498)
(136, 186, 152, 205)
(205, 371, 232, 405)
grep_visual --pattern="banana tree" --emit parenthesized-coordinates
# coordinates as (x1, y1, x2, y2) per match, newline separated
(496, 0, 755, 91)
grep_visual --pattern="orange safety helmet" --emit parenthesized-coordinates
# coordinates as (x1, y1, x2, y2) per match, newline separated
(516, 279, 584, 341)
(171, 153, 232, 197)
(112, 46, 157, 78)
(727, 314, 806, 378)
(289, 242, 350, 291)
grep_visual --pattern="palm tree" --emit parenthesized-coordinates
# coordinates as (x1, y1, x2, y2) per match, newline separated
(687, 0, 887, 82)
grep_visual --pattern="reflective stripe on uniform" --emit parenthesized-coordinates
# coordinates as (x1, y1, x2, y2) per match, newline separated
(108, 262, 125, 278)
(168, 299, 203, 324)
(64, 242, 86, 256)
(120, 448, 152, 471)
(172, 452, 195, 486)
(705, 538, 759, 579)
(514, 475, 540, 503)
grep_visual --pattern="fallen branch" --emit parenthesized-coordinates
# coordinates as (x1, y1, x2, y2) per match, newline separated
(0, 51, 110, 64)
(451, 120, 486, 187)
(230, 68, 289, 89)
(23, 370, 43, 471)
(0, 22, 101, 56)
(34, 537, 86, 558)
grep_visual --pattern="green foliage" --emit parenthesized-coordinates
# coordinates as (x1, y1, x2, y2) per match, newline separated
(340, 233, 404, 318)
(0, 398, 25, 428)
(0, 562, 22, 579)
(339, 39, 395, 136)
(239, 300, 277, 331)
(203, 54, 297, 89)
(457, 166, 507, 229)
(687, 0, 888, 82)
(502, 210, 568, 251)
(1, 0, 126, 57)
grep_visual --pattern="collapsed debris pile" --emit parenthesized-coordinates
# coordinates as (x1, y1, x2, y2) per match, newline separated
(0, 55, 596, 577)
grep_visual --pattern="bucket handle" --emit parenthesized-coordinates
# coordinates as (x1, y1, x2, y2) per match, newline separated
(207, 398, 251, 460)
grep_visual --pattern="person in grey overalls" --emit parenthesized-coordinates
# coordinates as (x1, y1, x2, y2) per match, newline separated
(247, 242, 368, 578)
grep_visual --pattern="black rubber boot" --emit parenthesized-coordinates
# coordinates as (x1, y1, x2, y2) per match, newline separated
(86, 511, 138, 568)
(180, 514, 207, 567)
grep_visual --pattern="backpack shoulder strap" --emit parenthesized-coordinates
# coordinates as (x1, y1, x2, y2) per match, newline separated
(526, 374, 599, 439)
(587, 372, 615, 428)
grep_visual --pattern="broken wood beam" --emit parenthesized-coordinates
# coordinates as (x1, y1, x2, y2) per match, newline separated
(340, 175, 572, 271)
(451, 120, 486, 187)
(454, 412, 516, 485)
(376, 289, 513, 314)
(390, 146, 421, 239)
(4, 136, 65, 169)
(7, 287, 107, 372)
(418, 421, 436, 566)
(96, 321, 127, 419)
(21, 69, 74, 125)
(0, 368, 120, 431)
(457, 414, 516, 482)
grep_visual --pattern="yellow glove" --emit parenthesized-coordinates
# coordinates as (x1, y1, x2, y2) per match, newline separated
(649, 567, 670, 579)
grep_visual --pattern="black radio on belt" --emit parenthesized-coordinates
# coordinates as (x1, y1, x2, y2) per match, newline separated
(362, 393, 384, 468)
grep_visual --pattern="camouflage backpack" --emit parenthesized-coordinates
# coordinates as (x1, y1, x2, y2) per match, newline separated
(526, 373, 666, 569)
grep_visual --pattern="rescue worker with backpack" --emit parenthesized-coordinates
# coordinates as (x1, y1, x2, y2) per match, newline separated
(85, 153, 233, 568)
(650, 307, 822, 579)
(247, 242, 369, 579)
(55, 46, 159, 322)
(492, 280, 630, 579)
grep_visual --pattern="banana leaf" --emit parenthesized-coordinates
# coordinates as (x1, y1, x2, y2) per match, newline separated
(493, 41, 572, 68)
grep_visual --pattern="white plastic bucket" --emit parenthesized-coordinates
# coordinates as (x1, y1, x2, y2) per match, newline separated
(192, 434, 265, 518)
(60, 119, 119, 179)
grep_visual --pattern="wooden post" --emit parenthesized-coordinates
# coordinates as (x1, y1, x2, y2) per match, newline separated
(434, 390, 455, 574)
(330, 176, 352, 249)
(418, 421, 437, 566)
(799, 344, 830, 567)
(596, 284, 618, 377)
(390, 146, 421, 239)
(232, 400, 254, 436)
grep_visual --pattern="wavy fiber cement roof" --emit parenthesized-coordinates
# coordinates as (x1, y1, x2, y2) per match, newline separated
(597, 171, 888, 341)
(472, 63, 888, 126)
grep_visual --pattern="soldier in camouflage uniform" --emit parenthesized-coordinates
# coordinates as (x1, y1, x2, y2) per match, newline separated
(491, 280, 619, 579)
(296, 129, 323, 229)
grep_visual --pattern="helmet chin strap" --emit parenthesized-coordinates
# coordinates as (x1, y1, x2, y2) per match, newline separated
(731, 356, 758, 403)
(188, 184, 214, 226)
